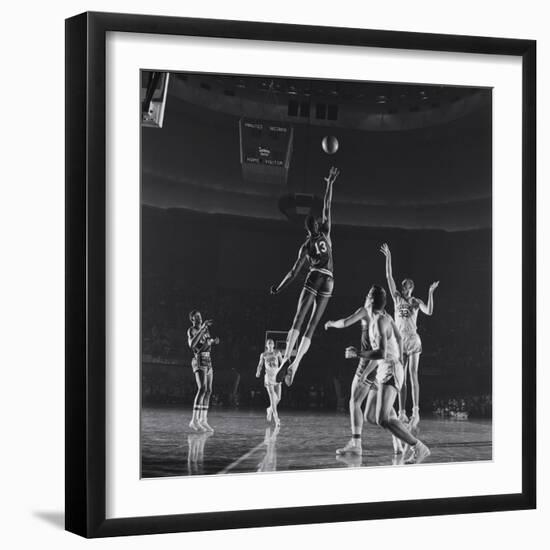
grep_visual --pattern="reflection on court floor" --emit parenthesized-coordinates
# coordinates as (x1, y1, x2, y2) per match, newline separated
(141, 406, 492, 478)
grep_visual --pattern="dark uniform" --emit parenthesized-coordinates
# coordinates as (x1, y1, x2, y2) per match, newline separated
(188, 326, 213, 374)
(303, 224, 334, 299)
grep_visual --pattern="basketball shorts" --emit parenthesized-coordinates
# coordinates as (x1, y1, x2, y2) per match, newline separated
(264, 370, 280, 388)
(304, 269, 334, 298)
(376, 358, 404, 391)
(403, 332, 422, 355)
(192, 352, 212, 374)
(355, 358, 377, 386)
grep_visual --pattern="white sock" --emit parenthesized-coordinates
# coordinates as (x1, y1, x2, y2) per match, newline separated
(293, 336, 311, 365)
(284, 329, 299, 361)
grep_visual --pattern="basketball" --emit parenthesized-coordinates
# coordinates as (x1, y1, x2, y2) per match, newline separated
(322, 135, 339, 155)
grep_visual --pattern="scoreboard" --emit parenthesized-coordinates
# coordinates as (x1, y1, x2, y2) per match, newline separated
(239, 119, 294, 185)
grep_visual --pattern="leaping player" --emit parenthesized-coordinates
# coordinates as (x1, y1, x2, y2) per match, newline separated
(380, 243, 439, 431)
(187, 310, 219, 432)
(270, 166, 340, 386)
(256, 339, 283, 425)
(340, 285, 430, 463)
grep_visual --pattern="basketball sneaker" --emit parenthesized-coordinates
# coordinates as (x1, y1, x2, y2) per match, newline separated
(189, 419, 205, 432)
(336, 438, 362, 456)
(405, 440, 430, 464)
(200, 419, 214, 433)
(284, 364, 296, 387)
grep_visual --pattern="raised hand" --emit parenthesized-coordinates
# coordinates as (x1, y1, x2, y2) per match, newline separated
(202, 319, 213, 329)
(380, 243, 391, 257)
(429, 281, 440, 293)
(324, 166, 340, 186)
(324, 320, 333, 330)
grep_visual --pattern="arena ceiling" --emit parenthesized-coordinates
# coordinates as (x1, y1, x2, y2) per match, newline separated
(141, 73, 492, 231)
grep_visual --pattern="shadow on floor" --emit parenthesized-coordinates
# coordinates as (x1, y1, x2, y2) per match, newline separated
(33, 510, 65, 530)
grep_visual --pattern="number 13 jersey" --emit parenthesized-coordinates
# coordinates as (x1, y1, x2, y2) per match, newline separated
(306, 231, 333, 274)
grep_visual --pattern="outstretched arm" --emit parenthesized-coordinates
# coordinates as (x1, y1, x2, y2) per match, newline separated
(322, 166, 340, 236)
(418, 281, 439, 315)
(380, 243, 398, 298)
(256, 353, 264, 378)
(270, 243, 308, 295)
(325, 307, 368, 330)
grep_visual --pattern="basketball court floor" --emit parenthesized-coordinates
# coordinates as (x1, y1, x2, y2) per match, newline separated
(141, 406, 492, 478)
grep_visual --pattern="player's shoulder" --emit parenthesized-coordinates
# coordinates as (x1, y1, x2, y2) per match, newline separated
(392, 290, 403, 301)
(357, 306, 369, 317)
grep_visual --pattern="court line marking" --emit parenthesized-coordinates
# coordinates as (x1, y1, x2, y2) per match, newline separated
(218, 440, 267, 475)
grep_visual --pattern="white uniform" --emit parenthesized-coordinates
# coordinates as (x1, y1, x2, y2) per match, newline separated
(393, 292, 422, 355)
(263, 352, 281, 387)
(369, 314, 404, 390)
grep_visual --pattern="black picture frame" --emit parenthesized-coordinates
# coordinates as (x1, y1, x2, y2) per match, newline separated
(65, 11, 536, 538)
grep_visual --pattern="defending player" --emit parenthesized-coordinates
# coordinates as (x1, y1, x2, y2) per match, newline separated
(270, 166, 340, 386)
(343, 286, 430, 463)
(256, 339, 283, 425)
(187, 310, 219, 432)
(325, 291, 403, 457)
(380, 243, 439, 431)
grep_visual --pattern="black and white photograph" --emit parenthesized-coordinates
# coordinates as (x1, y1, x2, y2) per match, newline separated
(140, 71, 492, 478)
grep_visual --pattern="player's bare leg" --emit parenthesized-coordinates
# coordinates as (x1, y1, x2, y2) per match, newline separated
(200, 370, 214, 432)
(376, 384, 430, 464)
(285, 294, 330, 386)
(363, 388, 403, 455)
(398, 356, 409, 423)
(336, 375, 370, 456)
(408, 353, 421, 433)
(275, 382, 282, 405)
(283, 289, 315, 361)
(190, 371, 207, 431)
(267, 382, 282, 421)
(364, 388, 378, 426)
(267, 385, 281, 425)
(376, 385, 416, 445)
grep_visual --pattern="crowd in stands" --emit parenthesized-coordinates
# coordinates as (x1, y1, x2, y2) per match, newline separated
(432, 394, 492, 419)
